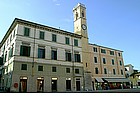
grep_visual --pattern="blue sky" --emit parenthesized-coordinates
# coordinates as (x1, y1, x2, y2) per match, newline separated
(0, 0, 140, 70)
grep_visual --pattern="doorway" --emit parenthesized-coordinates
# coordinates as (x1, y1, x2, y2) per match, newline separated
(76, 79, 80, 91)
(66, 79, 71, 91)
(19, 77, 27, 92)
(37, 77, 44, 92)
(52, 78, 57, 92)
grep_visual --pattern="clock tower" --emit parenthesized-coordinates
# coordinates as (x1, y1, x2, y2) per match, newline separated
(73, 3, 93, 91)
(73, 3, 88, 37)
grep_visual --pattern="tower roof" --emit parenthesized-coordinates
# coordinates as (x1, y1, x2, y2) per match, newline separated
(73, 3, 86, 11)
(77, 3, 86, 7)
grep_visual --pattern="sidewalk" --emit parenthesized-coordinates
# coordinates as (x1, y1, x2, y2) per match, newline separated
(91, 88, 140, 93)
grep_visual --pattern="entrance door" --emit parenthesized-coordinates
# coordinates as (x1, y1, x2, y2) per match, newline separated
(76, 79, 80, 91)
(19, 79, 27, 92)
(52, 79, 57, 92)
(66, 79, 71, 91)
(37, 78, 44, 92)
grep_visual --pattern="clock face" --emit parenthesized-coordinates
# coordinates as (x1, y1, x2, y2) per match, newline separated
(81, 24, 87, 30)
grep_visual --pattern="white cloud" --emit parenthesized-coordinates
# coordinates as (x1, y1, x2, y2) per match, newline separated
(53, 0, 61, 6)
(56, 3, 60, 6)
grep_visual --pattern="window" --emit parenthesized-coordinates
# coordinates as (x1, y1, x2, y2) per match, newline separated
(5, 67, 8, 73)
(65, 51, 71, 61)
(39, 31, 45, 40)
(113, 69, 116, 75)
(101, 49, 106, 54)
(120, 60, 122, 66)
(7, 39, 9, 45)
(52, 34, 57, 42)
(38, 66, 43, 71)
(10, 34, 12, 42)
(13, 29, 16, 38)
(76, 12, 78, 20)
(74, 39, 78, 46)
(0, 57, 3, 65)
(20, 45, 31, 57)
(66, 68, 70, 73)
(52, 67, 56, 72)
(21, 64, 27, 70)
(104, 68, 107, 74)
(118, 52, 121, 56)
(24, 27, 30, 37)
(95, 67, 98, 74)
(38, 48, 45, 58)
(82, 11, 84, 17)
(75, 69, 79, 74)
(51, 49, 57, 60)
(4, 52, 7, 62)
(8, 47, 13, 60)
(110, 51, 114, 55)
(112, 59, 115, 65)
(121, 69, 123, 75)
(103, 58, 106, 64)
(93, 47, 98, 52)
(94, 57, 97, 63)
(65, 37, 70, 45)
(74, 52, 81, 62)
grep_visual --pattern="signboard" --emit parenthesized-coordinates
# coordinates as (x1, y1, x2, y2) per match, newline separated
(14, 83, 18, 88)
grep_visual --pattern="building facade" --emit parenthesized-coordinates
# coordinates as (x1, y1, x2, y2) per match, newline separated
(125, 64, 140, 88)
(0, 18, 84, 92)
(73, 3, 129, 90)
(89, 44, 130, 90)
(73, 3, 93, 91)
(0, 3, 128, 92)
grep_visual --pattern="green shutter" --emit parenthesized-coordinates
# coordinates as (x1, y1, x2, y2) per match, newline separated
(52, 34, 57, 42)
(20, 46, 23, 56)
(28, 47, 30, 56)
(74, 39, 78, 46)
(40, 31, 44, 39)
(0, 57, 3, 65)
(38, 66, 43, 71)
(21, 64, 27, 70)
(24, 27, 30, 36)
(66, 37, 69, 45)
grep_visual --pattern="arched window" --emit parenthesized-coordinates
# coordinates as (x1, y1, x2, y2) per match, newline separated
(95, 67, 99, 74)
(76, 12, 78, 20)
(82, 11, 84, 17)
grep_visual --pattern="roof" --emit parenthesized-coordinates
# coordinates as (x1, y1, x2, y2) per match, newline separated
(0, 18, 82, 47)
(125, 64, 134, 67)
(89, 43, 123, 52)
(73, 3, 86, 11)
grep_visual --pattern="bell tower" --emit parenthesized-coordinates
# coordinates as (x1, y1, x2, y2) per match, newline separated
(73, 3, 93, 91)
(73, 3, 88, 37)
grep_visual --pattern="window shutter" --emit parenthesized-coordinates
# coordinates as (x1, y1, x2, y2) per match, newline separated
(20, 46, 23, 56)
(28, 47, 30, 56)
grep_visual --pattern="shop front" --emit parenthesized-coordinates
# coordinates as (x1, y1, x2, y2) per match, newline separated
(93, 77, 131, 90)
(103, 78, 131, 89)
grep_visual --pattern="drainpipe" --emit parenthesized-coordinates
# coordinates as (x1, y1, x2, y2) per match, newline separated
(115, 50, 119, 75)
(32, 24, 36, 77)
(82, 64, 85, 91)
(71, 36, 75, 91)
